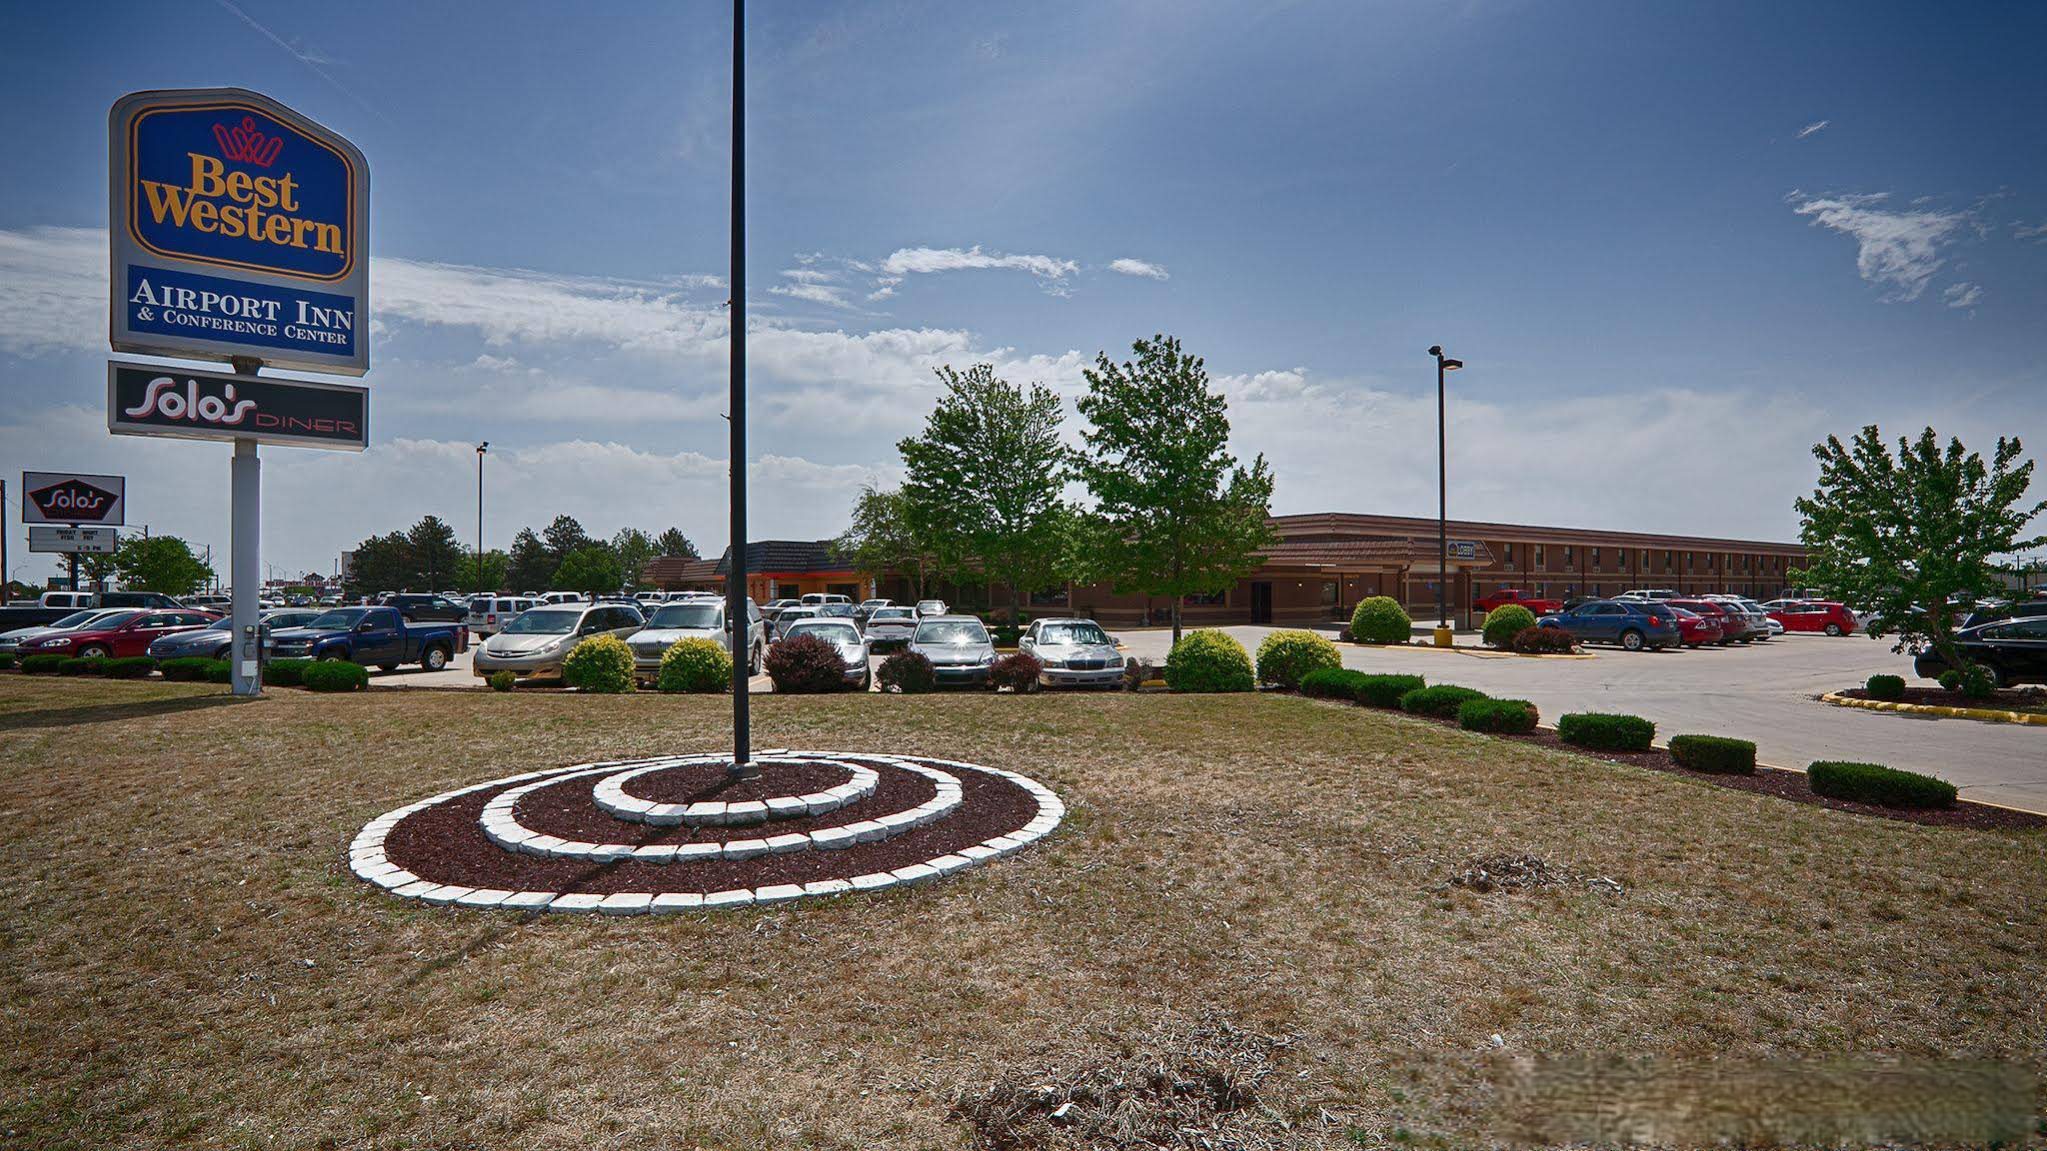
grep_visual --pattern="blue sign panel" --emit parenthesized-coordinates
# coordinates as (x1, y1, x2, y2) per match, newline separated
(125, 264, 356, 359)
(110, 89, 369, 376)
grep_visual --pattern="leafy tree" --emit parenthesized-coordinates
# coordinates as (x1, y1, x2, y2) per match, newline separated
(1795, 425, 2043, 673)
(455, 549, 509, 594)
(654, 527, 698, 559)
(507, 528, 553, 591)
(1073, 335, 1277, 645)
(553, 545, 624, 598)
(346, 532, 415, 594)
(77, 547, 121, 591)
(406, 516, 464, 591)
(835, 484, 930, 600)
(898, 363, 1071, 625)
(542, 515, 592, 566)
(112, 535, 214, 596)
(611, 528, 658, 590)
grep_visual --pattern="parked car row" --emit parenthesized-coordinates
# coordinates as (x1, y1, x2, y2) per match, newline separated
(1527, 593, 1855, 652)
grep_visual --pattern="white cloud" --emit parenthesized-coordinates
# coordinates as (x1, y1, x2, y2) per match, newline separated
(2015, 221, 2047, 242)
(877, 245, 1079, 289)
(1942, 281, 1982, 309)
(1795, 119, 1829, 139)
(1108, 257, 1170, 280)
(768, 281, 853, 309)
(1789, 193, 1971, 302)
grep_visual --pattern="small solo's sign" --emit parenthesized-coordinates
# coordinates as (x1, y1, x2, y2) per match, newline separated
(109, 88, 369, 375)
(108, 361, 367, 451)
(22, 471, 126, 526)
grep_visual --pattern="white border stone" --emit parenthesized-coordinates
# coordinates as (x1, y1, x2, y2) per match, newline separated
(591, 755, 879, 826)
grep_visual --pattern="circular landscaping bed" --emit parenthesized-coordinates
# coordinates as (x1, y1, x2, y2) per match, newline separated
(350, 751, 1064, 913)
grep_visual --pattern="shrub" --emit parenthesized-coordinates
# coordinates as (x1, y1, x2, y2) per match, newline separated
(1299, 667, 1369, 700)
(203, 659, 233, 684)
(20, 653, 64, 674)
(1512, 626, 1578, 654)
(1808, 760, 1956, 809)
(266, 658, 313, 688)
(102, 657, 156, 680)
(1164, 630, 1254, 693)
(1557, 712, 1656, 752)
(1356, 673, 1427, 708)
(1255, 629, 1343, 689)
(1458, 697, 1538, 733)
(765, 633, 852, 694)
(1398, 684, 1488, 718)
(1481, 604, 1538, 650)
(990, 651, 1042, 693)
(158, 656, 214, 681)
(1937, 665, 1996, 700)
(0, 653, 14, 670)
(1668, 734, 1756, 775)
(489, 669, 517, 692)
(1348, 596, 1411, 645)
(658, 637, 731, 693)
(300, 660, 369, 693)
(878, 650, 936, 694)
(58, 657, 108, 676)
(1863, 674, 1906, 701)
(563, 634, 636, 694)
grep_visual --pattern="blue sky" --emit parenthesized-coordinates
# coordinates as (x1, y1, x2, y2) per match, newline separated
(3, 0, 2044, 581)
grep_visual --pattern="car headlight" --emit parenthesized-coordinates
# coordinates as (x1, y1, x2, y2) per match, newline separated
(976, 651, 996, 665)
(46, 637, 71, 647)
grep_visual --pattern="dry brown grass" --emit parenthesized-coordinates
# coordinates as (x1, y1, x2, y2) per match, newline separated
(1, 676, 2042, 1149)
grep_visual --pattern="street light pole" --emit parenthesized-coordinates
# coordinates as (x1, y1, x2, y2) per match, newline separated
(1429, 345, 1463, 647)
(475, 442, 489, 594)
(727, 0, 754, 779)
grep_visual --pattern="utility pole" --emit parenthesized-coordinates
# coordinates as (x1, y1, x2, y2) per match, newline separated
(726, 0, 754, 778)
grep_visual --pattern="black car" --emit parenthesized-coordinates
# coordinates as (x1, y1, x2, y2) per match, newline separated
(1958, 600, 2047, 631)
(386, 593, 470, 622)
(1914, 616, 2047, 688)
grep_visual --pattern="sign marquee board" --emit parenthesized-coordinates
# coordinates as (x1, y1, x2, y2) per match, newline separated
(22, 471, 126, 526)
(109, 88, 369, 375)
(29, 526, 118, 554)
(108, 361, 368, 451)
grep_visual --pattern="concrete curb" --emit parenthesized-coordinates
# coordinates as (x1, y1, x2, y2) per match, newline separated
(1820, 691, 2047, 727)
(1350, 643, 1597, 661)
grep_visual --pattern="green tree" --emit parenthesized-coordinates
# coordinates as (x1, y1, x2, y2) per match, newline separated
(346, 532, 415, 594)
(454, 549, 509, 594)
(406, 515, 464, 591)
(654, 527, 698, 559)
(834, 484, 930, 600)
(506, 528, 552, 591)
(897, 363, 1071, 625)
(77, 547, 121, 591)
(553, 545, 624, 598)
(1795, 425, 2043, 673)
(542, 515, 592, 566)
(1073, 334, 1277, 645)
(611, 528, 658, 590)
(112, 535, 214, 596)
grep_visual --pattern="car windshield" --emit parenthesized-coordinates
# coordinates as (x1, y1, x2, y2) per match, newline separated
(1039, 622, 1110, 645)
(915, 620, 989, 644)
(86, 610, 145, 630)
(49, 609, 103, 628)
(503, 609, 581, 635)
(649, 604, 721, 629)
(788, 620, 860, 644)
(300, 608, 367, 629)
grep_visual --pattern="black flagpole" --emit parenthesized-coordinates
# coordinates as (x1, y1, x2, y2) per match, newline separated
(727, 0, 752, 776)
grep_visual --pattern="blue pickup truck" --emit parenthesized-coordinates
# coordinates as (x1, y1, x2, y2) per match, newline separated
(267, 606, 468, 671)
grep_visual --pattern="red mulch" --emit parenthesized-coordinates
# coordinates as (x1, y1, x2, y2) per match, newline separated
(517, 760, 937, 844)
(1838, 686, 2047, 715)
(378, 755, 1041, 894)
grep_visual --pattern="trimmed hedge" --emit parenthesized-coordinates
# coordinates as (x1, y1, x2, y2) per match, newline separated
(0, 653, 14, 670)
(1458, 696, 1538, 733)
(1255, 629, 1342, 689)
(301, 660, 369, 692)
(1398, 684, 1488, 718)
(563, 634, 637, 693)
(20, 654, 64, 674)
(1512, 625, 1578, 655)
(1556, 712, 1656, 752)
(1863, 673, 1906, 701)
(103, 657, 156, 680)
(1299, 667, 1369, 700)
(58, 657, 108, 676)
(989, 651, 1042, 693)
(488, 670, 517, 692)
(158, 656, 215, 681)
(1668, 734, 1756, 775)
(203, 659, 233, 684)
(1357, 673, 1427, 708)
(878, 650, 936, 694)
(266, 658, 314, 688)
(658, 637, 732, 693)
(765, 633, 853, 693)
(1481, 604, 1538, 650)
(1164, 630, 1254, 693)
(1348, 596, 1411, 645)
(1808, 760, 1956, 809)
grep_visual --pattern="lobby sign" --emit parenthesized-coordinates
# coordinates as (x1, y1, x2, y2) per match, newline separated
(22, 471, 126, 526)
(109, 88, 369, 375)
(107, 361, 368, 451)
(29, 526, 119, 554)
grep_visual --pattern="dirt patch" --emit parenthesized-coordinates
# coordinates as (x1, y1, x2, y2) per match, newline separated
(1451, 852, 1624, 895)
(1839, 685, 2047, 715)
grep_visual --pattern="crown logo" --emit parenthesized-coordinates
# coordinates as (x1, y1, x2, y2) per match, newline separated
(212, 116, 283, 167)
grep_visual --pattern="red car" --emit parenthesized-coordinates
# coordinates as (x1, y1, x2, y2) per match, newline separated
(1767, 600, 1857, 636)
(15, 608, 220, 659)
(1668, 607, 1724, 648)
(1668, 598, 1737, 644)
(1473, 588, 1563, 616)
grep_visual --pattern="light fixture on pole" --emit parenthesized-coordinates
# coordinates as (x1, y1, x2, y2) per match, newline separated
(1429, 345, 1463, 648)
(475, 442, 489, 594)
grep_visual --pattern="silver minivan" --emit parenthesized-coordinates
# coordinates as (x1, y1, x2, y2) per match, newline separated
(465, 595, 537, 638)
(473, 602, 645, 680)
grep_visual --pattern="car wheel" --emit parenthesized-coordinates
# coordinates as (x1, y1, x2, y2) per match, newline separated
(750, 644, 763, 676)
(423, 646, 449, 671)
(1619, 629, 1645, 652)
(1824, 622, 1843, 636)
(214, 645, 232, 660)
(78, 644, 111, 660)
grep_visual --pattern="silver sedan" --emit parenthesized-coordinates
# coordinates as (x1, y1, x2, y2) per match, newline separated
(1019, 617, 1124, 688)
(907, 616, 995, 686)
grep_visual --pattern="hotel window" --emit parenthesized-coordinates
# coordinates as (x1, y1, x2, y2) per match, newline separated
(1320, 581, 1339, 607)
(1664, 550, 1673, 568)
(1183, 589, 1227, 606)
(1028, 585, 1070, 607)
(1563, 546, 1574, 566)
(1534, 545, 1545, 568)
(1503, 542, 1514, 565)
(1591, 547, 1602, 570)
(1685, 552, 1694, 570)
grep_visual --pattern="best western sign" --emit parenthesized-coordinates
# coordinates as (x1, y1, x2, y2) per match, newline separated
(22, 471, 126, 526)
(109, 88, 369, 375)
(108, 362, 367, 451)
